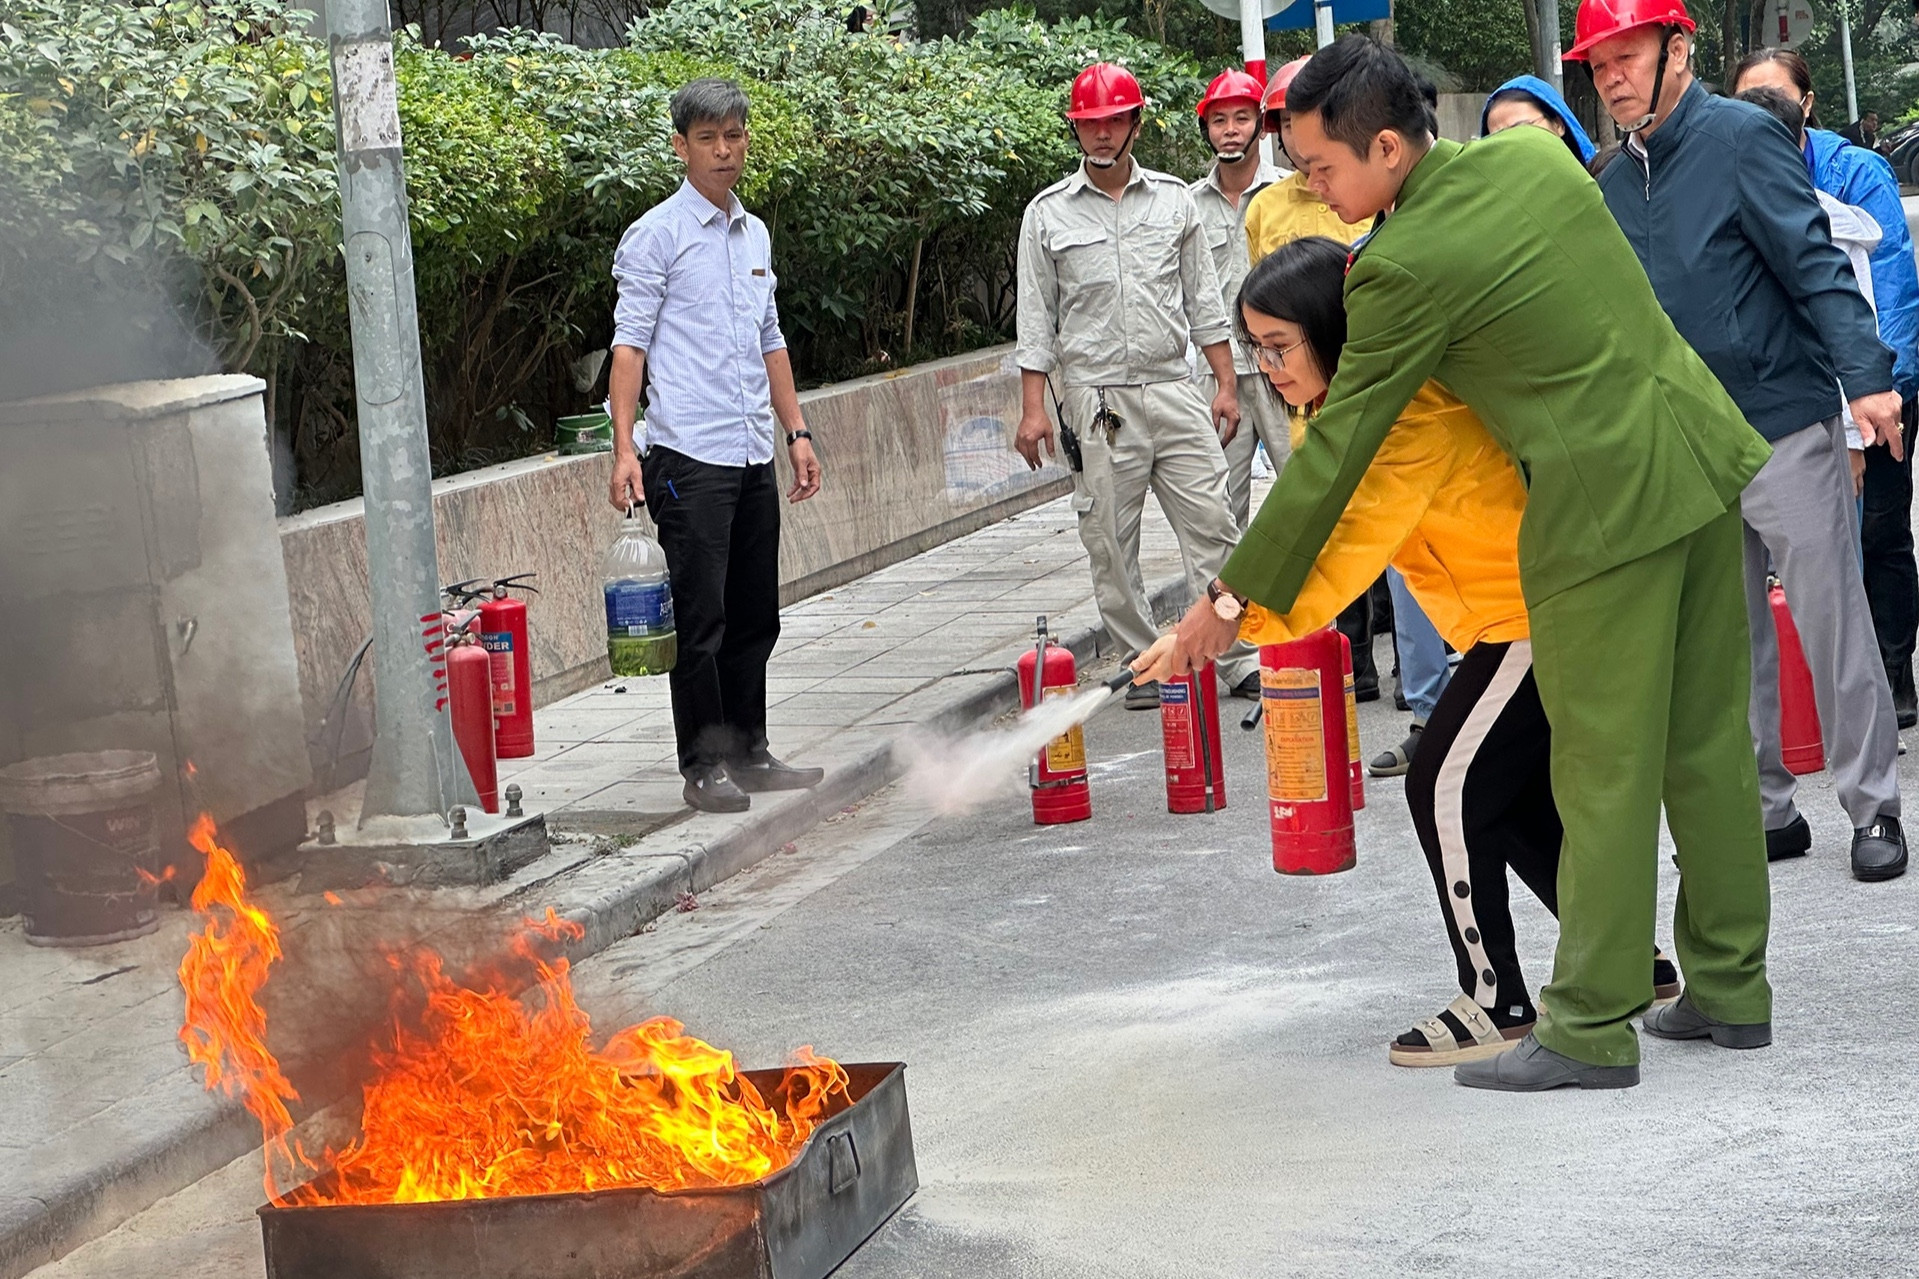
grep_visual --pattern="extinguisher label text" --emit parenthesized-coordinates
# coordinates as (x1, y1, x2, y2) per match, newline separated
(1041, 685, 1086, 773)
(483, 631, 517, 716)
(1262, 669, 1326, 802)
(1160, 679, 1196, 770)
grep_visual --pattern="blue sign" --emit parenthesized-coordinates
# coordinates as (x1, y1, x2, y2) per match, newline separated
(1266, 0, 1392, 29)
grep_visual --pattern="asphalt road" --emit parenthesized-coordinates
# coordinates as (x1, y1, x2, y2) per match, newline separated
(29, 686, 1919, 1279)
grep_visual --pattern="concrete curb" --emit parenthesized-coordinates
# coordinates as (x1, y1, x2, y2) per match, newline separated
(0, 569, 1191, 1279)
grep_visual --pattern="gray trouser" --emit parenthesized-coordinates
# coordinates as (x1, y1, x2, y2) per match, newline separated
(1199, 372, 1294, 529)
(1064, 380, 1258, 688)
(1742, 413, 1901, 830)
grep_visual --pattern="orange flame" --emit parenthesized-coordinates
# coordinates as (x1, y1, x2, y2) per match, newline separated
(175, 815, 311, 1197)
(178, 819, 848, 1207)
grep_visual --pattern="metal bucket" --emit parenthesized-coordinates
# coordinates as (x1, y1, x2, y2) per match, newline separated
(258, 1062, 917, 1279)
(0, 751, 163, 946)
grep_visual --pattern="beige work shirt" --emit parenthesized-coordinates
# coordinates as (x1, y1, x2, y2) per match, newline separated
(1191, 160, 1282, 376)
(1016, 160, 1231, 388)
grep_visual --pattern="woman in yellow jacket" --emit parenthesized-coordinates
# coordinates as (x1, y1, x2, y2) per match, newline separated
(1138, 237, 1677, 1066)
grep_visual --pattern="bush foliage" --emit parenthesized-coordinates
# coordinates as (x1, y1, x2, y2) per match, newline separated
(0, 0, 1204, 507)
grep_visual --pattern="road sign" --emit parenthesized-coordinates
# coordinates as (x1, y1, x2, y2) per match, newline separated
(1768, 0, 1814, 48)
(1265, 0, 1391, 28)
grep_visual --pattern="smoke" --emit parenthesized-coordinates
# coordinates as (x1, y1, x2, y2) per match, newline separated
(898, 686, 1115, 815)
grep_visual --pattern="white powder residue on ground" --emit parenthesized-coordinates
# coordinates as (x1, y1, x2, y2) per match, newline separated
(898, 685, 1113, 815)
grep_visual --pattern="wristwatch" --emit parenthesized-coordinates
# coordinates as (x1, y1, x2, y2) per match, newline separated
(786, 429, 813, 446)
(1207, 578, 1244, 621)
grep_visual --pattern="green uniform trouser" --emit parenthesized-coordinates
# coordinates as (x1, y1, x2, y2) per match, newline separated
(1528, 506, 1773, 1067)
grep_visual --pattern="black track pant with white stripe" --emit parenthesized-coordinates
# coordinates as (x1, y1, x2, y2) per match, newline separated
(1404, 639, 1559, 1019)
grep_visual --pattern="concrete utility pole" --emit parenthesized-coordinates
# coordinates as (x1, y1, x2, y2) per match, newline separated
(1239, 0, 1269, 81)
(1539, 0, 1562, 93)
(324, 0, 455, 826)
(1315, 0, 1335, 46)
(1838, 0, 1860, 123)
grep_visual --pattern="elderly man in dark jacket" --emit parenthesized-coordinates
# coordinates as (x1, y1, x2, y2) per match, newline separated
(1582, 3, 1909, 887)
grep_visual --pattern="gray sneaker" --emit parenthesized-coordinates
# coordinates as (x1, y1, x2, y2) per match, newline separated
(1453, 1033, 1639, 1091)
(1642, 993, 1772, 1048)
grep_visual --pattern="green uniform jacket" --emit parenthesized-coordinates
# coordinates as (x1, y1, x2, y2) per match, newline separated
(1225, 128, 1772, 611)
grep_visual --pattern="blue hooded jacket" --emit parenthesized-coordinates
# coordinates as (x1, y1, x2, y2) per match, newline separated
(1480, 75, 1596, 166)
(1804, 127, 1919, 398)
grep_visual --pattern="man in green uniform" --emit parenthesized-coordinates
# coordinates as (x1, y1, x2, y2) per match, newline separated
(1163, 36, 1775, 1090)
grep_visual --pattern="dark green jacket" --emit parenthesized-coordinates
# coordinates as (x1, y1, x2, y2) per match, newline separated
(1225, 127, 1771, 610)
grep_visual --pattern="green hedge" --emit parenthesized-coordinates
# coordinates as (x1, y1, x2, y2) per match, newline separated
(0, 0, 1206, 507)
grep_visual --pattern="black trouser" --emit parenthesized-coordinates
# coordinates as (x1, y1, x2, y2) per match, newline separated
(1404, 640, 1559, 1021)
(1336, 586, 1378, 691)
(642, 447, 782, 776)
(1860, 397, 1919, 675)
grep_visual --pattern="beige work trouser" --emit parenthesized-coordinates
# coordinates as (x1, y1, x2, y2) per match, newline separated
(1063, 380, 1259, 689)
(1199, 372, 1294, 529)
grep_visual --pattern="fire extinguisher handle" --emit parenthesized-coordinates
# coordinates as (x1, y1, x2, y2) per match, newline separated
(493, 572, 541, 594)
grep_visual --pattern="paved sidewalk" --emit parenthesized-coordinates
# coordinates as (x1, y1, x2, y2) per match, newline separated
(0, 486, 1212, 1279)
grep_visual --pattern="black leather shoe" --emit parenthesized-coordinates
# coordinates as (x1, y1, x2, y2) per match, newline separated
(1232, 672, 1262, 702)
(1852, 814, 1909, 882)
(1891, 661, 1918, 731)
(683, 767, 750, 813)
(1124, 680, 1160, 710)
(1765, 814, 1811, 862)
(726, 752, 824, 793)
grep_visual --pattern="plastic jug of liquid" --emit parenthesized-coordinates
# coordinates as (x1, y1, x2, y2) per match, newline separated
(603, 508, 676, 676)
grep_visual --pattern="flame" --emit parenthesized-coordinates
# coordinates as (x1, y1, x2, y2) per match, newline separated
(178, 819, 848, 1207)
(175, 815, 311, 1197)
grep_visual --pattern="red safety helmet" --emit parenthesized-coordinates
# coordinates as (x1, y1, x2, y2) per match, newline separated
(1196, 68, 1265, 120)
(1563, 0, 1695, 62)
(1067, 62, 1145, 120)
(1260, 56, 1312, 132)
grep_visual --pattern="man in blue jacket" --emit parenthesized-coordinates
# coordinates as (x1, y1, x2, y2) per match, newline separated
(1581, 4, 1909, 887)
(1807, 123, 1919, 729)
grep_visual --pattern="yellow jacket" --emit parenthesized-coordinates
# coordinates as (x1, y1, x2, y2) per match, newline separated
(1239, 382, 1530, 652)
(1243, 172, 1372, 265)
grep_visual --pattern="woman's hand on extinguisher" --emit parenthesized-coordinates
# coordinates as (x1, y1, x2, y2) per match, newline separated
(1130, 633, 1179, 684)
(609, 452, 643, 512)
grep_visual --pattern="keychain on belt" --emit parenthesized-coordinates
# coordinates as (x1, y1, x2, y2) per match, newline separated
(1092, 387, 1124, 442)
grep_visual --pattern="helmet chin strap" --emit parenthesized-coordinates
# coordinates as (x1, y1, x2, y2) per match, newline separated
(1622, 33, 1675, 135)
(1082, 114, 1141, 168)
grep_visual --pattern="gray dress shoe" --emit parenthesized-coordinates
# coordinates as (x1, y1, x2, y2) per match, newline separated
(1642, 993, 1772, 1048)
(726, 751, 825, 793)
(1453, 1033, 1639, 1091)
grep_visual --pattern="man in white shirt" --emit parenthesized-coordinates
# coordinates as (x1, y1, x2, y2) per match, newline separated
(607, 78, 824, 814)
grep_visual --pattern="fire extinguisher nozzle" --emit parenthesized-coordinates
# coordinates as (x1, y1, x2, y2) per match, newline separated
(1102, 668, 1136, 693)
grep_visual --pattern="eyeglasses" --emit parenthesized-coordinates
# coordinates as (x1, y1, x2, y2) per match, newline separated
(1248, 338, 1307, 372)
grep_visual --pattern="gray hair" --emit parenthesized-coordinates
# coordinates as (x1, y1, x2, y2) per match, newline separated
(670, 78, 750, 136)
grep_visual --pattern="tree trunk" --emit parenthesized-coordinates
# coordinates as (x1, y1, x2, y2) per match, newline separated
(1724, 0, 1744, 84)
(903, 236, 924, 358)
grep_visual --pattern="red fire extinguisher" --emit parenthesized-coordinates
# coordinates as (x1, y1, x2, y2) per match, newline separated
(1260, 630, 1356, 875)
(1338, 630, 1366, 812)
(1771, 580, 1825, 776)
(1161, 661, 1225, 813)
(447, 616, 500, 815)
(479, 573, 538, 759)
(1016, 616, 1092, 825)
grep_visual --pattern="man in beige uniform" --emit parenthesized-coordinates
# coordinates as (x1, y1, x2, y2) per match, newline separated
(1189, 68, 1289, 532)
(1014, 62, 1257, 706)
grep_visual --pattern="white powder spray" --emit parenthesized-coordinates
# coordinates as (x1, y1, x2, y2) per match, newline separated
(899, 685, 1115, 815)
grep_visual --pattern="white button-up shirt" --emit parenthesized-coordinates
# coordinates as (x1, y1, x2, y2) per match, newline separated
(611, 181, 785, 466)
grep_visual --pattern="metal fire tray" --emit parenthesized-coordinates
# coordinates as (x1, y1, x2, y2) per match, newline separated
(257, 1062, 915, 1279)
